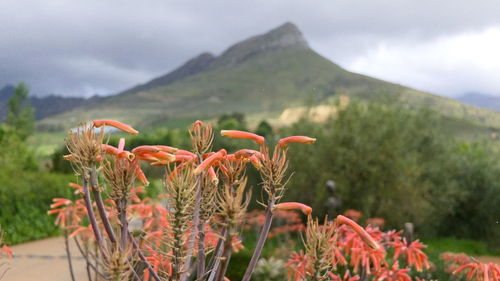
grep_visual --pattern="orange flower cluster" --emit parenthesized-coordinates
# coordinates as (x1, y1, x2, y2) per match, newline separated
(55, 119, 316, 281)
(286, 211, 432, 281)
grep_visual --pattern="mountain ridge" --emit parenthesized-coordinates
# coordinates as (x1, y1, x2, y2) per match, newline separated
(17, 22, 500, 138)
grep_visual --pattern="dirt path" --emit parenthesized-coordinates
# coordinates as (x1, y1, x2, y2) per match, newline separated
(3, 237, 88, 281)
(2, 236, 498, 280)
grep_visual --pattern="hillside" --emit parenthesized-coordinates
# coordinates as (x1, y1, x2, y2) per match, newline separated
(458, 92, 500, 112)
(0, 85, 101, 121)
(38, 22, 500, 136)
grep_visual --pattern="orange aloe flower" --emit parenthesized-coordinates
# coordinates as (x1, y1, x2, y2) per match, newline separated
(0, 245, 13, 258)
(453, 261, 500, 281)
(68, 182, 83, 194)
(337, 215, 380, 250)
(273, 202, 312, 215)
(194, 149, 227, 175)
(220, 130, 265, 145)
(92, 119, 139, 135)
(278, 136, 316, 147)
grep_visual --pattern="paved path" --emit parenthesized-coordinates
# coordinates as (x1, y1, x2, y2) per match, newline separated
(3, 237, 88, 281)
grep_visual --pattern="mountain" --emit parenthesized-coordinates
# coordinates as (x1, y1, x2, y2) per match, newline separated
(0, 84, 101, 121)
(38, 22, 500, 136)
(457, 92, 500, 112)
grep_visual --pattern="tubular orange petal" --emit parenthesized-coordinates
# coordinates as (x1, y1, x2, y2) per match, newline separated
(234, 149, 258, 159)
(131, 145, 160, 154)
(174, 155, 196, 162)
(142, 151, 176, 162)
(278, 136, 316, 147)
(220, 130, 265, 145)
(156, 145, 178, 154)
(176, 149, 197, 157)
(134, 165, 149, 186)
(337, 215, 381, 250)
(273, 202, 312, 215)
(118, 151, 135, 161)
(102, 144, 120, 155)
(92, 119, 139, 135)
(63, 154, 74, 160)
(249, 155, 262, 169)
(139, 154, 161, 162)
(194, 150, 225, 175)
(117, 138, 125, 152)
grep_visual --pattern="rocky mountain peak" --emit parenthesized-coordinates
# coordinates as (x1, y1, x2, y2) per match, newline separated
(211, 22, 309, 67)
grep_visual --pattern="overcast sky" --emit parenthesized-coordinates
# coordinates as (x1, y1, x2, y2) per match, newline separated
(1, 0, 500, 98)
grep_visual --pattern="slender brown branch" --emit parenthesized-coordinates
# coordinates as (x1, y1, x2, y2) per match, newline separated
(241, 200, 275, 281)
(196, 219, 206, 280)
(81, 174, 104, 248)
(64, 228, 76, 281)
(181, 156, 204, 281)
(118, 198, 129, 249)
(129, 232, 162, 281)
(90, 165, 117, 245)
(205, 227, 226, 281)
(214, 230, 233, 281)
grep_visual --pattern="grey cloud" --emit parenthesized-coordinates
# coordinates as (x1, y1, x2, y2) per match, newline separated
(0, 0, 499, 97)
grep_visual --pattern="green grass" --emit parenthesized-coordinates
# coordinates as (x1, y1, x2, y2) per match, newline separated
(425, 237, 500, 259)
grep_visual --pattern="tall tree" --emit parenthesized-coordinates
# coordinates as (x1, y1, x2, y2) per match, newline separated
(5, 83, 34, 140)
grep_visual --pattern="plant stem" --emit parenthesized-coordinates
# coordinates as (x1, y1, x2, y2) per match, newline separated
(181, 156, 204, 281)
(64, 228, 76, 281)
(206, 228, 227, 281)
(81, 174, 104, 248)
(196, 219, 206, 280)
(90, 165, 117, 245)
(241, 200, 275, 281)
(215, 230, 233, 281)
(129, 232, 162, 281)
(118, 198, 128, 249)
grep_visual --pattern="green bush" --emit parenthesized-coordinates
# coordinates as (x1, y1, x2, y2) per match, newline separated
(283, 100, 500, 244)
(0, 170, 74, 244)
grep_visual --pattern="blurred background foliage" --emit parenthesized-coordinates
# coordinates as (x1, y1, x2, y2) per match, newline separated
(1, 84, 499, 249)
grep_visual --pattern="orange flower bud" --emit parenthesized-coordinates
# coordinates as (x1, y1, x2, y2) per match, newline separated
(208, 167, 219, 185)
(221, 130, 265, 145)
(93, 119, 139, 135)
(278, 136, 316, 147)
(273, 202, 312, 215)
(337, 215, 380, 250)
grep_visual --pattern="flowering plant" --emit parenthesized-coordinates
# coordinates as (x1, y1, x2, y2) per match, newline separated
(51, 119, 318, 281)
